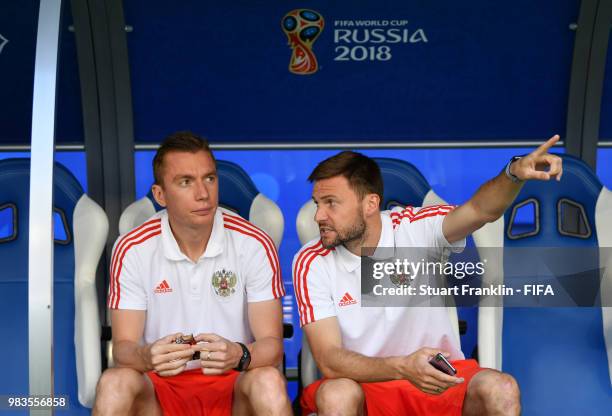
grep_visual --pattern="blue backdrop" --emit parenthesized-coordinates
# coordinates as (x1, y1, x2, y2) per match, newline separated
(0, 0, 83, 145)
(122, 0, 578, 143)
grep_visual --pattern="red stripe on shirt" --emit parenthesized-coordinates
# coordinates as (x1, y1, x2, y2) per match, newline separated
(400, 205, 450, 220)
(293, 241, 322, 326)
(222, 213, 284, 297)
(392, 205, 454, 227)
(110, 219, 161, 280)
(410, 209, 452, 223)
(108, 219, 161, 308)
(409, 205, 454, 222)
(224, 223, 279, 298)
(414, 205, 453, 215)
(293, 242, 321, 326)
(401, 206, 415, 216)
(108, 218, 161, 304)
(223, 219, 283, 299)
(300, 247, 331, 326)
(110, 222, 162, 283)
(109, 229, 161, 309)
(294, 241, 332, 326)
(391, 206, 414, 229)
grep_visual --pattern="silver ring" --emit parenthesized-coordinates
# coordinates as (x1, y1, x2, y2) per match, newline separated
(207, 351, 212, 361)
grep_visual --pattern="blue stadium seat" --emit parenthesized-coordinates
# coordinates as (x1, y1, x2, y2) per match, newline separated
(295, 157, 464, 388)
(0, 158, 108, 413)
(473, 154, 612, 415)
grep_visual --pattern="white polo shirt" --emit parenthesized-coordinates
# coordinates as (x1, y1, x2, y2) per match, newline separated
(293, 205, 466, 360)
(108, 207, 284, 368)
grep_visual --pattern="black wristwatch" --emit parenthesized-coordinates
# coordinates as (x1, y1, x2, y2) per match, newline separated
(234, 342, 251, 372)
(504, 156, 523, 183)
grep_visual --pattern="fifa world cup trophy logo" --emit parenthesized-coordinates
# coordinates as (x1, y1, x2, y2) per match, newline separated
(281, 9, 324, 75)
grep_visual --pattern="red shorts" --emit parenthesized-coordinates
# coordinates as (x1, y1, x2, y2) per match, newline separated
(148, 369, 240, 416)
(301, 359, 483, 416)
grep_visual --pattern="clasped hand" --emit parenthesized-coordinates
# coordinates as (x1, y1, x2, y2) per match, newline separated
(146, 332, 243, 377)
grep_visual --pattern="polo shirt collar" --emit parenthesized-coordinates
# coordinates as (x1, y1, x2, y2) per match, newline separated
(337, 244, 360, 273)
(337, 212, 394, 273)
(161, 208, 225, 262)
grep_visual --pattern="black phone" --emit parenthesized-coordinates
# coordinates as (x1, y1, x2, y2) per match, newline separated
(429, 353, 457, 376)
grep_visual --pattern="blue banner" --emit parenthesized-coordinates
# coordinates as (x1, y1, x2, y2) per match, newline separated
(0, 1, 581, 145)
(125, 0, 579, 143)
(0, 0, 83, 145)
(0, 1, 38, 144)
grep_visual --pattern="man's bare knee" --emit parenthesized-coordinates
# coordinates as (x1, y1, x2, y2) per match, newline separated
(465, 370, 520, 416)
(316, 378, 364, 416)
(96, 368, 144, 399)
(93, 368, 156, 416)
(494, 373, 520, 414)
(243, 367, 289, 408)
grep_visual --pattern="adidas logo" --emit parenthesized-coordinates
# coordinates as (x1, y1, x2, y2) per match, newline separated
(154, 280, 173, 294)
(338, 292, 357, 307)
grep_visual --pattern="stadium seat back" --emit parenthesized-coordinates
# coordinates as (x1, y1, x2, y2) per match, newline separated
(0, 158, 108, 411)
(499, 155, 612, 414)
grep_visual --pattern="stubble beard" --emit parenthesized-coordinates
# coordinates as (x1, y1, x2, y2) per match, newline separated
(321, 210, 367, 250)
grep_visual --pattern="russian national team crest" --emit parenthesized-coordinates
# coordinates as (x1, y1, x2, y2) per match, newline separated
(281, 9, 324, 75)
(212, 269, 238, 297)
(390, 272, 410, 287)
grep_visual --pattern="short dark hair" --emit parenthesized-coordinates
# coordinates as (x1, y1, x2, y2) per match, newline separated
(153, 131, 215, 185)
(308, 151, 383, 200)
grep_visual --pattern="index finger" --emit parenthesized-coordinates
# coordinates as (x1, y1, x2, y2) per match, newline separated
(420, 348, 447, 357)
(193, 341, 226, 352)
(533, 135, 560, 156)
(156, 333, 182, 345)
(150, 341, 192, 358)
(427, 366, 464, 385)
(195, 333, 222, 343)
(163, 343, 193, 353)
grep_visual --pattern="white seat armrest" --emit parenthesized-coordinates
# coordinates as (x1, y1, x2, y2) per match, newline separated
(73, 195, 109, 407)
(249, 194, 284, 249)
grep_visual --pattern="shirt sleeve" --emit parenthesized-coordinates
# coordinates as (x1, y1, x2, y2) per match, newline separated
(292, 246, 335, 327)
(243, 236, 285, 303)
(395, 205, 466, 253)
(107, 238, 147, 310)
(425, 208, 466, 253)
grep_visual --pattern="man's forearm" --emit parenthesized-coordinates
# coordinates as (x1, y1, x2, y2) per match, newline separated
(247, 336, 283, 369)
(444, 147, 563, 243)
(113, 340, 151, 373)
(443, 170, 524, 243)
(319, 346, 401, 383)
(469, 171, 523, 223)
